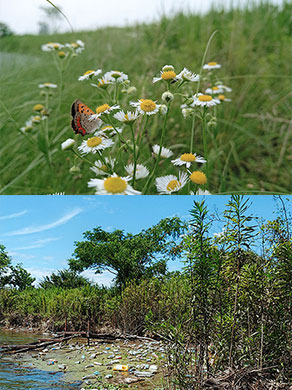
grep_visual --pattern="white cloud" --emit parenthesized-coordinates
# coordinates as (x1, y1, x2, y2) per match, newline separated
(82, 270, 114, 287)
(25, 268, 55, 285)
(0, 210, 28, 220)
(5, 209, 82, 236)
(14, 237, 61, 250)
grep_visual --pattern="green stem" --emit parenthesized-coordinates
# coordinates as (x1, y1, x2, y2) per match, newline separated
(107, 117, 133, 152)
(202, 108, 209, 178)
(98, 151, 113, 175)
(71, 149, 96, 167)
(143, 104, 170, 194)
(196, 30, 219, 94)
(187, 115, 197, 194)
(190, 115, 196, 155)
(129, 123, 137, 187)
(137, 116, 149, 160)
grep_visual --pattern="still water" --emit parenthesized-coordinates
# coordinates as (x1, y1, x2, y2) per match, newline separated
(0, 330, 81, 390)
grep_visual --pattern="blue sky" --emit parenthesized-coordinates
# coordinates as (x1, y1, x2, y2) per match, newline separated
(0, 195, 290, 286)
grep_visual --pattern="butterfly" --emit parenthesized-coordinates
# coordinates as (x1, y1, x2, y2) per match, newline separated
(71, 99, 101, 136)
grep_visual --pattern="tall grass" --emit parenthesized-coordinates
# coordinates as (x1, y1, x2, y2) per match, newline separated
(0, 2, 291, 194)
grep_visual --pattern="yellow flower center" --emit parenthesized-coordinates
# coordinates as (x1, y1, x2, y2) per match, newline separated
(53, 43, 60, 49)
(124, 113, 129, 121)
(58, 51, 66, 58)
(44, 83, 51, 87)
(140, 99, 156, 112)
(104, 177, 127, 194)
(218, 95, 225, 100)
(212, 86, 219, 91)
(100, 165, 108, 171)
(33, 104, 45, 111)
(96, 104, 110, 114)
(161, 71, 177, 80)
(190, 171, 207, 185)
(181, 153, 196, 162)
(111, 71, 122, 79)
(167, 180, 180, 192)
(208, 62, 217, 66)
(87, 137, 102, 148)
(71, 42, 78, 48)
(33, 104, 44, 111)
(198, 95, 212, 102)
(84, 70, 94, 76)
(32, 116, 41, 123)
(101, 125, 113, 131)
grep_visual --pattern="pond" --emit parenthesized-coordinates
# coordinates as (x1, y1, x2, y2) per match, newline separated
(0, 330, 81, 390)
(0, 329, 165, 389)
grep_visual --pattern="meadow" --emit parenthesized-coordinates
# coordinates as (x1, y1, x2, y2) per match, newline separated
(0, 1, 291, 195)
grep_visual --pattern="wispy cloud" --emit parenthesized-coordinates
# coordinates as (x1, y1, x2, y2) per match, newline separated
(8, 251, 35, 260)
(14, 237, 61, 250)
(0, 210, 28, 220)
(5, 209, 82, 236)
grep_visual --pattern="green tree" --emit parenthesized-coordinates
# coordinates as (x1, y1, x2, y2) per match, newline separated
(221, 195, 257, 367)
(39, 269, 91, 289)
(0, 22, 13, 37)
(9, 264, 35, 290)
(69, 217, 185, 289)
(0, 245, 11, 288)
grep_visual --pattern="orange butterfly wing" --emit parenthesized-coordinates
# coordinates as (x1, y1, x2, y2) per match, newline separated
(71, 99, 97, 136)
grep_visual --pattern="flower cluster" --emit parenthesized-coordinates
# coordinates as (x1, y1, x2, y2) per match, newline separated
(61, 59, 231, 195)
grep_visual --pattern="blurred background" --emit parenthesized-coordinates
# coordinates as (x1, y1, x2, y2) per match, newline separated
(0, 0, 286, 36)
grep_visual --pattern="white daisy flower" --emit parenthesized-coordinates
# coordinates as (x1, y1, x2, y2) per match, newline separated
(171, 153, 206, 168)
(130, 99, 161, 116)
(76, 40, 85, 48)
(88, 174, 141, 195)
(192, 93, 220, 107)
(90, 157, 116, 176)
(196, 188, 211, 195)
(78, 69, 102, 81)
(216, 84, 232, 92)
(61, 138, 75, 151)
(218, 95, 232, 102)
(125, 164, 149, 179)
(20, 123, 33, 133)
(152, 144, 173, 158)
(205, 86, 224, 95)
(155, 172, 188, 194)
(78, 136, 113, 154)
(153, 69, 177, 83)
(176, 68, 200, 82)
(113, 110, 139, 123)
(90, 104, 120, 120)
(41, 42, 64, 52)
(38, 82, 58, 89)
(100, 124, 122, 137)
(104, 71, 128, 83)
(203, 62, 222, 70)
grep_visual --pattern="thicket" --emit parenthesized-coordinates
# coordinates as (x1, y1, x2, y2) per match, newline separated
(0, 196, 291, 387)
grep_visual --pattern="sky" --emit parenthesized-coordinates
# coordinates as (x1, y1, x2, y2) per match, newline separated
(0, 195, 289, 287)
(0, 0, 284, 35)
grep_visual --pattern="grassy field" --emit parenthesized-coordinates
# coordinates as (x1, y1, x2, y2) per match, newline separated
(0, 1, 291, 195)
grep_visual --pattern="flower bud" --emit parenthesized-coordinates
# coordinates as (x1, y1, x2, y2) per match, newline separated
(70, 165, 81, 174)
(159, 104, 168, 116)
(61, 138, 75, 151)
(162, 91, 174, 103)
